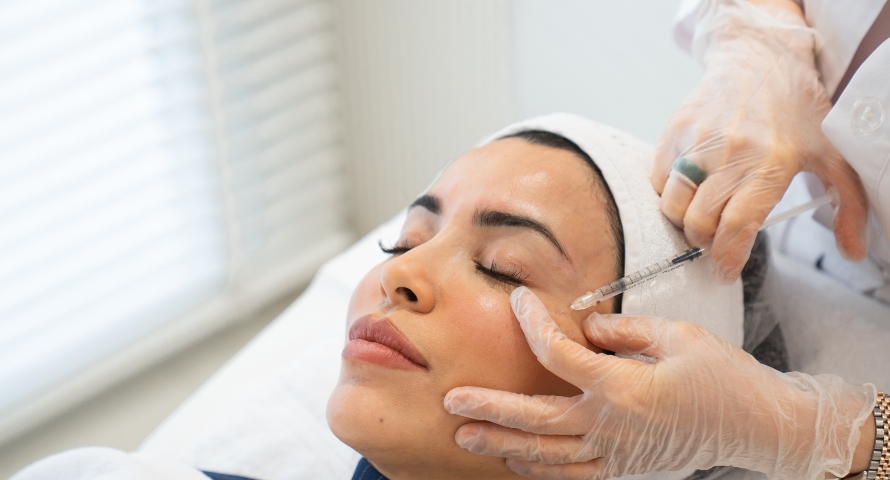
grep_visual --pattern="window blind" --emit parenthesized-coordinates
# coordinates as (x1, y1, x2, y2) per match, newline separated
(0, 0, 350, 443)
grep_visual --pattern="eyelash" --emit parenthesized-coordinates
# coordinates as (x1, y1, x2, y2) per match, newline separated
(474, 261, 528, 287)
(378, 240, 529, 287)
(378, 240, 412, 255)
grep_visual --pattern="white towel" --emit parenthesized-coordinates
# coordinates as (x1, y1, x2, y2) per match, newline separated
(483, 113, 744, 346)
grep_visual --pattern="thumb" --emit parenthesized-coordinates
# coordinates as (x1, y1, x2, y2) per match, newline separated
(582, 313, 676, 359)
(511, 287, 614, 387)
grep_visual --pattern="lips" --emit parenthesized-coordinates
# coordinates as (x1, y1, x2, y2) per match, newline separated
(343, 315, 429, 371)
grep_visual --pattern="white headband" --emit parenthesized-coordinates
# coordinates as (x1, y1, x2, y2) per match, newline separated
(483, 113, 743, 347)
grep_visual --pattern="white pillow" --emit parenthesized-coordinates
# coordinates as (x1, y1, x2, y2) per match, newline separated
(138, 212, 405, 479)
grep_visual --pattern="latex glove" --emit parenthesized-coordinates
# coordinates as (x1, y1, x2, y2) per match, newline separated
(444, 287, 875, 480)
(653, 0, 869, 282)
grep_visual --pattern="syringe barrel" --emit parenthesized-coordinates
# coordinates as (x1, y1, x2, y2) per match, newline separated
(599, 248, 703, 298)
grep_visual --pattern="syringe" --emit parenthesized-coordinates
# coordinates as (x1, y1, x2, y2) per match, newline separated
(569, 193, 833, 311)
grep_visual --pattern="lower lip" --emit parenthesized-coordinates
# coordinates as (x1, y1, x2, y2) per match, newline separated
(342, 339, 427, 371)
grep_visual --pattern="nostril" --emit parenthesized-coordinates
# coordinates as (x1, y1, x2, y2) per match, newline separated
(396, 287, 418, 302)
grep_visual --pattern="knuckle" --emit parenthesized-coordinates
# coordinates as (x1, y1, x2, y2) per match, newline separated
(672, 321, 707, 340)
(767, 141, 804, 166)
(616, 316, 639, 337)
(660, 203, 686, 229)
(722, 132, 749, 153)
(684, 213, 717, 242)
(719, 210, 759, 235)
(667, 113, 691, 131)
(660, 197, 685, 219)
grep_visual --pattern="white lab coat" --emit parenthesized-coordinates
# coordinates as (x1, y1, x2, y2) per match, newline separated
(676, 0, 890, 300)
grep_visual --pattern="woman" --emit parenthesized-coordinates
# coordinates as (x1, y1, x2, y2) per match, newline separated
(13, 114, 751, 479)
(327, 114, 768, 480)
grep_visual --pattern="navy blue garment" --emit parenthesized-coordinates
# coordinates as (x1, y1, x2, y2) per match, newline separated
(203, 471, 258, 480)
(352, 458, 388, 480)
(200, 458, 385, 480)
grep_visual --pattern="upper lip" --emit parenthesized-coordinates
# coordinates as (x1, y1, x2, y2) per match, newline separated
(349, 315, 429, 369)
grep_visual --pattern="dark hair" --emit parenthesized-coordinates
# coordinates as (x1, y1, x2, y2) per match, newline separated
(503, 130, 625, 312)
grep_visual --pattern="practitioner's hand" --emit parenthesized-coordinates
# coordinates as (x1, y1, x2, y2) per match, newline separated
(444, 288, 875, 480)
(652, 0, 868, 282)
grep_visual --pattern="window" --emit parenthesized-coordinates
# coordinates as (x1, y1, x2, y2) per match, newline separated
(0, 0, 350, 441)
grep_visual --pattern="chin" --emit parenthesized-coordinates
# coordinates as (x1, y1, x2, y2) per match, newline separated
(327, 380, 520, 480)
(327, 375, 450, 452)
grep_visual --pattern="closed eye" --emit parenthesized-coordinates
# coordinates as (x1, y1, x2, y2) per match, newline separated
(475, 261, 528, 287)
(379, 240, 412, 255)
(381, 240, 529, 289)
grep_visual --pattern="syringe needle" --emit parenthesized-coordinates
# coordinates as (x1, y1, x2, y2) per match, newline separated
(564, 193, 833, 313)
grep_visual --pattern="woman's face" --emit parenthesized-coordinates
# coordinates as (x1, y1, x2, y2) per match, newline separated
(327, 137, 620, 479)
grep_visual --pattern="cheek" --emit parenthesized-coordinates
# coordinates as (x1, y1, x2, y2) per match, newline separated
(347, 264, 385, 322)
(442, 288, 579, 397)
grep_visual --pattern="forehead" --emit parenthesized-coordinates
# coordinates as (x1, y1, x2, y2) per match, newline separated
(432, 138, 599, 213)
(429, 137, 617, 267)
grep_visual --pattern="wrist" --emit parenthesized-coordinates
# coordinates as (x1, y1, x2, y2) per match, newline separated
(848, 393, 889, 479)
(692, 0, 817, 69)
(767, 373, 875, 480)
(848, 412, 876, 475)
(748, 0, 803, 18)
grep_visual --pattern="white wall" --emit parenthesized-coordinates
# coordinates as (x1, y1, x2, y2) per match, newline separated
(335, 0, 702, 237)
(334, 0, 517, 235)
(513, 0, 702, 145)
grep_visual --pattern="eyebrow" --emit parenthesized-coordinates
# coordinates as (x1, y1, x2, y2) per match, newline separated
(473, 209, 571, 262)
(409, 195, 440, 214)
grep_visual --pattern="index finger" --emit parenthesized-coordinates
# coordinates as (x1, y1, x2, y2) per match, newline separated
(444, 386, 585, 435)
(511, 287, 627, 388)
(710, 176, 787, 281)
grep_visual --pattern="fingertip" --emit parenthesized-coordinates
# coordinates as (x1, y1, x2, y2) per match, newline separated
(712, 264, 744, 284)
(445, 387, 487, 415)
(833, 205, 869, 261)
(510, 286, 533, 311)
(505, 458, 535, 476)
(836, 229, 868, 261)
(454, 423, 482, 448)
(814, 156, 869, 261)
(581, 312, 619, 334)
(443, 390, 460, 413)
(580, 313, 599, 340)
(708, 252, 746, 284)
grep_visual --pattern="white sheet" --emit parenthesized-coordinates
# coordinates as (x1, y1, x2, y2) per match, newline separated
(136, 213, 404, 478)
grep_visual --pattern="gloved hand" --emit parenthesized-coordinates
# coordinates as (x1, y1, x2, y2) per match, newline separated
(444, 287, 876, 480)
(653, 0, 869, 282)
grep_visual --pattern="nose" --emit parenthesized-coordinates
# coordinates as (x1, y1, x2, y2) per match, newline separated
(380, 250, 436, 314)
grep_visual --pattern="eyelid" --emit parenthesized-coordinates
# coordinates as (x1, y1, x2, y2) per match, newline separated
(380, 236, 532, 290)
(475, 261, 529, 287)
(378, 239, 412, 255)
